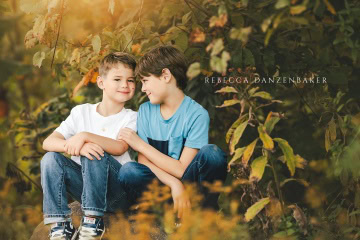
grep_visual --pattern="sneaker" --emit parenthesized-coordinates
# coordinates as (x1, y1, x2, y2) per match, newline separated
(77, 216, 105, 240)
(49, 221, 76, 240)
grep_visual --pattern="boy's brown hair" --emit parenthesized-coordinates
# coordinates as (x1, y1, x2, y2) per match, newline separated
(136, 46, 188, 90)
(99, 52, 136, 77)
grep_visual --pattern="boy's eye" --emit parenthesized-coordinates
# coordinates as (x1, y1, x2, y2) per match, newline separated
(128, 79, 135, 82)
(114, 78, 120, 81)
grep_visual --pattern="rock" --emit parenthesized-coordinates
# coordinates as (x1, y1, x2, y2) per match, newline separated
(30, 201, 167, 240)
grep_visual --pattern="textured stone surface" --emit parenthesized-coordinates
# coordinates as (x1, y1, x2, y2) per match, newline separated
(30, 202, 167, 240)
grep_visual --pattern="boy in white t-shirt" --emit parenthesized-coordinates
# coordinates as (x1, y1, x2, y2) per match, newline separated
(40, 52, 137, 240)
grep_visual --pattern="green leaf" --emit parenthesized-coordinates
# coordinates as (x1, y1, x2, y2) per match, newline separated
(258, 125, 274, 149)
(243, 48, 255, 66)
(264, 112, 280, 135)
(216, 99, 241, 108)
(228, 147, 246, 170)
(108, 0, 115, 14)
(245, 197, 270, 221)
(175, 32, 188, 52)
(211, 38, 224, 56)
(251, 91, 272, 100)
(230, 27, 252, 44)
(242, 138, 258, 167)
(226, 114, 248, 143)
(210, 51, 231, 74)
(182, 11, 192, 25)
(92, 35, 101, 54)
(250, 155, 268, 182)
(187, 62, 201, 80)
(33, 51, 45, 68)
(274, 138, 296, 176)
(230, 120, 248, 154)
(275, 0, 290, 9)
(215, 86, 238, 93)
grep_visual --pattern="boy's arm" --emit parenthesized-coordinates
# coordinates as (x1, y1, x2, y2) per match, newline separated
(68, 132, 129, 156)
(42, 131, 67, 152)
(138, 153, 191, 219)
(118, 128, 197, 178)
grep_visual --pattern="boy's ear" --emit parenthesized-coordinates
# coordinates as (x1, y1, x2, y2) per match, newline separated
(97, 75, 105, 90)
(161, 68, 172, 83)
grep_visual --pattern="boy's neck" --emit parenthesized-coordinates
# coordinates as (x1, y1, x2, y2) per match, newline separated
(97, 99, 125, 117)
(160, 89, 185, 120)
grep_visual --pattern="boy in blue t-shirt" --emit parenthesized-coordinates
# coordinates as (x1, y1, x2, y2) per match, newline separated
(118, 46, 227, 218)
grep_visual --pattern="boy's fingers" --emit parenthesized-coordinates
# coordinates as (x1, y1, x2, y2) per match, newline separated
(89, 149, 101, 160)
(93, 145, 104, 156)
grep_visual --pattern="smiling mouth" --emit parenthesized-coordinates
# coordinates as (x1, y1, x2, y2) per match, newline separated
(117, 91, 130, 94)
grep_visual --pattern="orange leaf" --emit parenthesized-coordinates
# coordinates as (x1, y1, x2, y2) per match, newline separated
(190, 28, 206, 43)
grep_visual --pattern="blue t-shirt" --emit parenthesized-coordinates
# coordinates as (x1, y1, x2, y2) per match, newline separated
(137, 95, 209, 160)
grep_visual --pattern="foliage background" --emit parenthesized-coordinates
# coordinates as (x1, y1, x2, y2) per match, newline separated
(0, 0, 360, 239)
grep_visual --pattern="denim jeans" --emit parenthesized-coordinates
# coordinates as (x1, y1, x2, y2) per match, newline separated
(119, 144, 227, 209)
(41, 152, 131, 225)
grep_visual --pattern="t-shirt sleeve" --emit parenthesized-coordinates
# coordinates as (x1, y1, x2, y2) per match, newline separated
(124, 111, 137, 132)
(184, 110, 210, 149)
(136, 104, 149, 144)
(54, 106, 79, 139)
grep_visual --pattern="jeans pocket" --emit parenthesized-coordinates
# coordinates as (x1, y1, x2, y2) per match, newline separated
(168, 136, 184, 160)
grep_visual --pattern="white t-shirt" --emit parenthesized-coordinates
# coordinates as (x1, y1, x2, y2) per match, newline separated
(55, 103, 137, 165)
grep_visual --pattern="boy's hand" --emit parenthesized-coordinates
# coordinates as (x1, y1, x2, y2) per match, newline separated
(171, 180, 191, 219)
(117, 128, 143, 151)
(80, 143, 104, 160)
(64, 132, 87, 156)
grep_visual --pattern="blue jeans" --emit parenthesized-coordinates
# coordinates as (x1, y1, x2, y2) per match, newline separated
(40, 152, 131, 225)
(119, 144, 227, 209)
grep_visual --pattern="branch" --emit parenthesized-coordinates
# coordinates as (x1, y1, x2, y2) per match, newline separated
(123, 0, 144, 52)
(51, 0, 65, 70)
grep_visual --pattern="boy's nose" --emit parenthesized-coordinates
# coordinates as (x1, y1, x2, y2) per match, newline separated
(141, 84, 146, 92)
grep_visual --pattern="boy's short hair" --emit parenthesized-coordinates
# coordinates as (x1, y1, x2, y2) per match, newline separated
(136, 46, 188, 90)
(99, 52, 136, 77)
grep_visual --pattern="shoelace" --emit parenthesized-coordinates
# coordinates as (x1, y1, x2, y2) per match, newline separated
(49, 229, 67, 240)
(78, 226, 104, 240)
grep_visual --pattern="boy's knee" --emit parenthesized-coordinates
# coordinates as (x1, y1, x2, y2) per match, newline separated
(199, 144, 227, 168)
(119, 162, 143, 186)
(41, 152, 62, 170)
(80, 152, 110, 165)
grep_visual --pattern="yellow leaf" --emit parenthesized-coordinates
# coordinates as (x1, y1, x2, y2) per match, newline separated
(230, 121, 248, 154)
(245, 197, 270, 222)
(216, 99, 241, 108)
(215, 86, 238, 93)
(242, 138, 258, 167)
(226, 114, 248, 143)
(290, 5, 306, 15)
(323, 0, 336, 15)
(274, 138, 296, 176)
(351, 112, 360, 126)
(228, 147, 246, 171)
(325, 128, 330, 152)
(295, 154, 307, 169)
(249, 155, 268, 182)
(280, 178, 310, 187)
(251, 91, 272, 100)
(329, 118, 337, 142)
(258, 125, 274, 150)
(266, 198, 282, 218)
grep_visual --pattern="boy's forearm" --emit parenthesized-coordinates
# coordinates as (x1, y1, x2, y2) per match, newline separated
(82, 132, 128, 156)
(138, 142, 185, 179)
(42, 132, 66, 152)
(138, 153, 181, 188)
